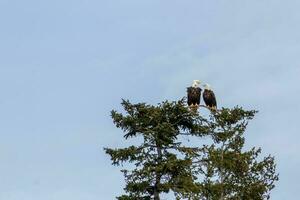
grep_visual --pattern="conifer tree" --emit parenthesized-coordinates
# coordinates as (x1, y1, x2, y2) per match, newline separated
(104, 99, 278, 200)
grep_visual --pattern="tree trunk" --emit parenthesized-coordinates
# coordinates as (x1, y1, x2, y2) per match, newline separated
(153, 144, 162, 200)
(154, 188, 160, 200)
(220, 142, 225, 200)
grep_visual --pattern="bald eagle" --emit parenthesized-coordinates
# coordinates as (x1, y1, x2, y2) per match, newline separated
(203, 83, 217, 111)
(187, 80, 202, 109)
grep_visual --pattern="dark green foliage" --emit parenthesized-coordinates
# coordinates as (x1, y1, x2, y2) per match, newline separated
(104, 99, 278, 200)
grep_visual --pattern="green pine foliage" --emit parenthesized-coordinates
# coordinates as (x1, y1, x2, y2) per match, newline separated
(104, 99, 278, 200)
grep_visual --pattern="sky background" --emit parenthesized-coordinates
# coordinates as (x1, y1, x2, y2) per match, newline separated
(0, 0, 299, 199)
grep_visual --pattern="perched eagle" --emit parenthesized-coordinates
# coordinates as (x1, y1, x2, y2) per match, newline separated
(187, 80, 202, 109)
(203, 83, 217, 111)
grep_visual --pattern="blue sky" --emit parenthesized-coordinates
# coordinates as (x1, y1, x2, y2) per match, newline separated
(0, 0, 299, 199)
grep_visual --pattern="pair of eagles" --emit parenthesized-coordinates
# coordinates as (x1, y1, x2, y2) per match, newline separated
(187, 80, 217, 110)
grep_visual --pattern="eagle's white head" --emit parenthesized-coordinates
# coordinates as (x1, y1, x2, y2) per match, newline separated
(203, 83, 212, 90)
(192, 80, 201, 88)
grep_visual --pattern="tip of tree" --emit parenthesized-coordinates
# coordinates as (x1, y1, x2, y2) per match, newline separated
(189, 104, 199, 112)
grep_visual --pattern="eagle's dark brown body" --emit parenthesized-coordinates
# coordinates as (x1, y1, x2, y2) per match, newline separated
(203, 89, 217, 110)
(187, 87, 202, 106)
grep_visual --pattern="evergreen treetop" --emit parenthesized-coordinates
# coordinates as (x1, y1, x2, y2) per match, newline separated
(105, 99, 278, 200)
